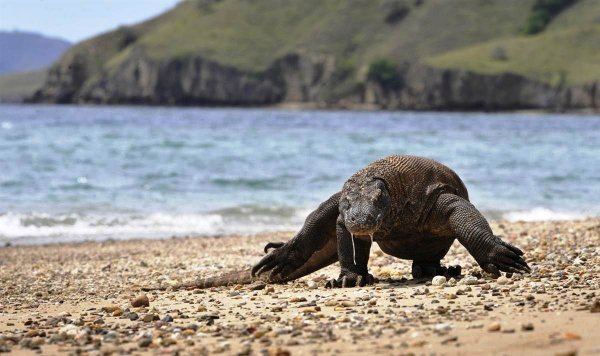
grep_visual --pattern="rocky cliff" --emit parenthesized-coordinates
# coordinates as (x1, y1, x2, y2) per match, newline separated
(32, 50, 598, 111)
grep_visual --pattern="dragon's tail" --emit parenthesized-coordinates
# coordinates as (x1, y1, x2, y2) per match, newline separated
(141, 268, 270, 291)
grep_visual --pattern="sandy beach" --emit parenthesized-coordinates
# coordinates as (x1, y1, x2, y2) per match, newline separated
(0, 218, 598, 355)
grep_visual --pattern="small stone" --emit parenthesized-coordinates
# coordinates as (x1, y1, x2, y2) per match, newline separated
(112, 308, 124, 317)
(307, 281, 317, 290)
(182, 329, 195, 337)
(432, 276, 447, 286)
(142, 313, 157, 322)
(162, 315, 174, 322)
(434, 323, 452, 333)
(128, 312, 139, 321)
(497, 276, 510, 285)
(249, 282, 266, 290)
(563, 332, 581, 340)
(340, 300, 356, 307)
(138, 338, 152, 348)
(102, 304, 121, 313)
(290, 297, 307, 303)
(487, 322, 501, 332)
(521, 322, 534, 331)
(464, 276, 479, 285)
(301, 306, 321, 313)
(268, 347, 291, 356)
(131, 294, 150, 308)
(591, 300, 600, 313)
(59, 324, 79, 337)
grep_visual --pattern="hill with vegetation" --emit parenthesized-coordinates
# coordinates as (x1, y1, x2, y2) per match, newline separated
(32, 0, 600, 110)
(0, 70, 46, 102)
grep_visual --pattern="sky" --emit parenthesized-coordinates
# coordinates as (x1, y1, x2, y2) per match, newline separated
(0, 0, 181, 43)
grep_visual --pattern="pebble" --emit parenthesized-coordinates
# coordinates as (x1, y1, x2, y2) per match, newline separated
(464, 276, 479, 285)
(432, 276, 447, 286)
(142, 313, 158, 322)
(521, 322, 534, 331)
(563, 332, 581, 340)
(59, 324, 79, 337)
(591, 300, 600, 313)
(290, 297, 307, 302)
(131, 294, 150, 307)
(249, 282, 266, 290)
(307, 281, 318, 290)
(497, 276, 510, 285)
(137, 337, 152, 348)
(487, 322, 501, 332)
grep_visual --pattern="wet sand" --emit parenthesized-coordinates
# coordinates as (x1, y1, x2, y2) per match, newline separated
(0, 219, 598, 355)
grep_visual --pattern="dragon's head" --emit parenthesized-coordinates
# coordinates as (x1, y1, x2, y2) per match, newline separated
(339, 176, 391, 237)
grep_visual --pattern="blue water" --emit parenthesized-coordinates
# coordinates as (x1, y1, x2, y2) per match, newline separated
(1, 104, 599, 244)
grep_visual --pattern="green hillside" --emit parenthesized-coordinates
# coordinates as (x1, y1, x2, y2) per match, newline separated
(426, 25, 600, 86)
(0, 69, 46, 102)
(58, 0, 539, 78)
(427, 0, 600, 85)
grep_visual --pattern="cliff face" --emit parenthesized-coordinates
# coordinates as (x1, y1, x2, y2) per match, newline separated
(33, 51, 341, 107)
(32, 50, 599, 111)
(362, 66, 598, 111)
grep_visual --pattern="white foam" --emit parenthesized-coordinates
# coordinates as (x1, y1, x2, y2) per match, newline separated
(503, 207, 587, 222)
(0, 211, 301, 244)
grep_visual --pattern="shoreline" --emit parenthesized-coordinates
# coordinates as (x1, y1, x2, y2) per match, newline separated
(3, 101, 600, 115)
(1, 218, 598, 354)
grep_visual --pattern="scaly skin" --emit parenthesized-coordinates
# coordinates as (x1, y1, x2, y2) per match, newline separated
(147, 155, 530, 290)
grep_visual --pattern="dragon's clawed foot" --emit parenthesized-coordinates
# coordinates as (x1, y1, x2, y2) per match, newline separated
(252, 242, 303, 281)
(325, 271, 378, 288)
(477, 237, 531, 277)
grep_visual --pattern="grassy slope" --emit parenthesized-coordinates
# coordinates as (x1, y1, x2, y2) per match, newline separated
(0, 69, 46, 101)
(93, 0, 536, 75)
(426, 0, 600, 85)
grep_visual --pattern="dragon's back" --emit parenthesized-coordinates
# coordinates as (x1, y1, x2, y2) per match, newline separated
(352, 155, 469, 223)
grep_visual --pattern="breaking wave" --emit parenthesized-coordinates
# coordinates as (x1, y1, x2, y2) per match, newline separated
(0, 207, 310, 245)
(502, 207, 588, 222)
(0, 206, 591, 245)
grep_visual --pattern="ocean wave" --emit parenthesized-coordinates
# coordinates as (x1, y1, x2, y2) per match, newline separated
(502, 207, 588, 222)
(0, 206, 592, 245)
(0, 210, 306, 245)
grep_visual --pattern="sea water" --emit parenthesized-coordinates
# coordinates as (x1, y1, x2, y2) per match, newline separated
(1, 104, 599, 244)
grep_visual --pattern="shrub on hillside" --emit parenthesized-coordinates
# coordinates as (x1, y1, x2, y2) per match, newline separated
(367, 59, 402, 90)
(523, 0, 578, 35)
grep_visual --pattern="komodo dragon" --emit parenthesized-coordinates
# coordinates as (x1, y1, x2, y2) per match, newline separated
(145, 155, 530, 291)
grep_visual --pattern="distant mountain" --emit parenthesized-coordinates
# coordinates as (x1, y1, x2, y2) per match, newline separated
(0, 31, 71, 74)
